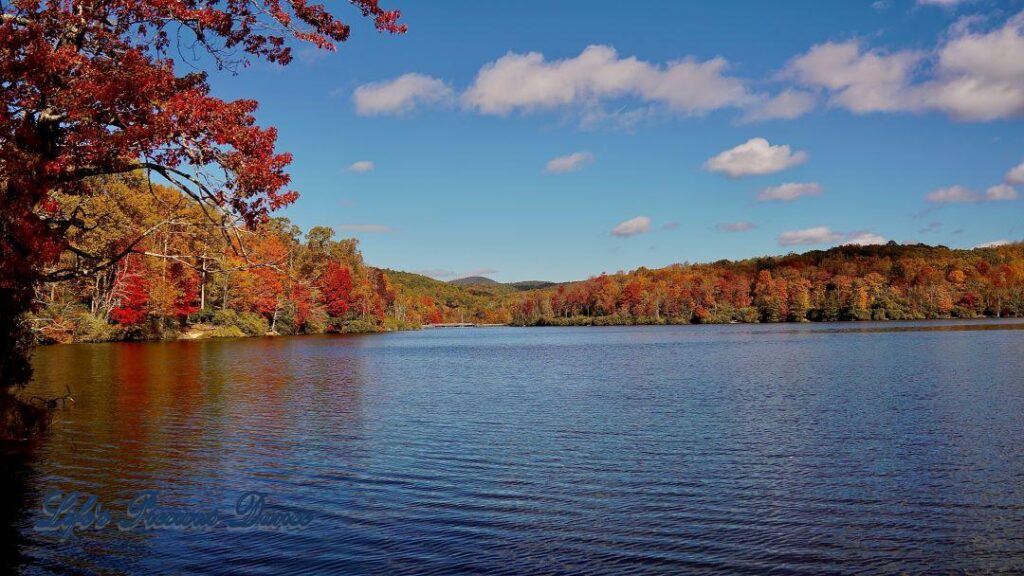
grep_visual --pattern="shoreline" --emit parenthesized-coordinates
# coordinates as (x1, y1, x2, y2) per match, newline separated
(36, 315, 1024, 347)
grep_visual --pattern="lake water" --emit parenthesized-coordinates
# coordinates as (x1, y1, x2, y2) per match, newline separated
(5, 321, 1024, 574)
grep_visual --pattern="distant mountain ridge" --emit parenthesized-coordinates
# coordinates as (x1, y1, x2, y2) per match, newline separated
(449, 276, 557, 291)
(386, 241, 1024, 328)
(507, 280, 558, 291)
(449, 276, 501, 286)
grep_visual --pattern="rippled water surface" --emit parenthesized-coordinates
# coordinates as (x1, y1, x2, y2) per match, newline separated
(6, 321, 1024, 574)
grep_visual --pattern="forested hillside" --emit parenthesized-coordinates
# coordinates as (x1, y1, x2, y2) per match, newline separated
(31, 174, 505, 343)
(31, 175, 1024, 344)
(508, 243, 1024, 326)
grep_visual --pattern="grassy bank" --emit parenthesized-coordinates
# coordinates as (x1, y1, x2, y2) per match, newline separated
(29, 305, 421, 345)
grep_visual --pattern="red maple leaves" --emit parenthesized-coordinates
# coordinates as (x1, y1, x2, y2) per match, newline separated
(110, 259, 151, 326)
(317, 262, 354, 317)
(0, 0, 405, 387)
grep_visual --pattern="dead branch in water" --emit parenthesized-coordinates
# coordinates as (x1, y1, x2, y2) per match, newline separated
(30, 385, 75, 410)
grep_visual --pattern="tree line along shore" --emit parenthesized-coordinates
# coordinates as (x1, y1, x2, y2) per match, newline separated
(29, 175, 1024, 346)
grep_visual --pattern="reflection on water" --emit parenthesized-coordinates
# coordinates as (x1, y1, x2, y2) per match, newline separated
(6, 321, 1024, 574)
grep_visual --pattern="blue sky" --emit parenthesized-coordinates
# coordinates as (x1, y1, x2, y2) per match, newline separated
(208, 0, 1024, 282)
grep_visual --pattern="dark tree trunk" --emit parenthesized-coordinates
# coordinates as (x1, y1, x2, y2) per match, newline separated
(0, 290, 47, 439)
(0, 289, 33, 392)
(0, 182, 52, 438)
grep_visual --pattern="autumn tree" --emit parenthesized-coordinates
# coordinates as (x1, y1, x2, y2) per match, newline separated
(0, 0, 405, 433)
(318, 261, 354, 319)
(754, 270, 782, 322)
(109, 257, 150, 327)
(501, 243, 1024, 327)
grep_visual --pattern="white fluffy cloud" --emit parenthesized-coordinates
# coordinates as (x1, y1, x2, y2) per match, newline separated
(785, 41, 923, 114)
(353, 73, 454, 116)
(1006, 160, 1024, 184)
(918, 0, 967, 6)
(354, 13, 1024, 125)
(462, 45, 754, 117)
(975, 239, 1010, 248)
(778, 227, 886, 246)
(926, 184, 1019, 203)
(926, 185, 979, 203)
(346, 160, 374, 173)
(705, 138, 808, 178)
(757, 182, 823, 202)
(546, 151, 594, 173)
(927, 14, 1024, 120)
(611, 216, 652, 237)
(778, 226, 845, 246)
(742, 90, 817, 122)
(786, 14, 1024, 121)
(716, 221, 756, 232)
(843, 232, 889, 246)
(986, 184, 1019, 200)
